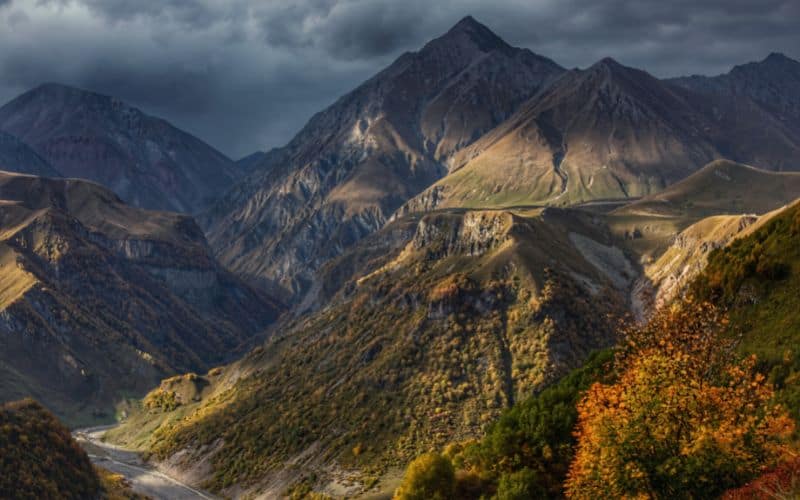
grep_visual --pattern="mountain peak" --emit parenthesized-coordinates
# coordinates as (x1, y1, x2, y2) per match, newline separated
(592, 57, 625, 70)
(451, 15, 482, 31)
(29, 82, 107, 100)
(730, 52, 800, 75)
(764, 52, 794, 64)
(433, 15, 510, 53)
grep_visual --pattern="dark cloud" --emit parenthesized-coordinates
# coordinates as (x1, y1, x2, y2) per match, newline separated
(0, 0, 798, 158)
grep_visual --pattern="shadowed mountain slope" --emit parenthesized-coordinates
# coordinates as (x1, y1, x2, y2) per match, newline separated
(0, 172, 281, 424)
(0, 83, 242, 213)
(0, 399, 102, 499)
(0, 130, 60, 177)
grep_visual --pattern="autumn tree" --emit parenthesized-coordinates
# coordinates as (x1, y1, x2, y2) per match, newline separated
(565, 302, 795, 499)
(394, 452, 455, 500)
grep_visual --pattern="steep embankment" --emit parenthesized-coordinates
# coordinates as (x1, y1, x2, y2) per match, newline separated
(108, 207, 635, 497)
(691, 200, 800, 420)
(0, 172, 281, 425)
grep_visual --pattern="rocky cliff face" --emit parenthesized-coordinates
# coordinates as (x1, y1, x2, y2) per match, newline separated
(202, 16, 565, 297)
(0, 84, 242, 213)
(632, 214, 761, 318)
(0, 172, 280, 424)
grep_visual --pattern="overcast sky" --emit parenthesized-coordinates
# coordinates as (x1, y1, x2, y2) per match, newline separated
(0, 0, 798, 158)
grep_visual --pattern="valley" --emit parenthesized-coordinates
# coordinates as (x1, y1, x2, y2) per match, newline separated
(0, 10, 799, 500)
(74, 425, 217, 500)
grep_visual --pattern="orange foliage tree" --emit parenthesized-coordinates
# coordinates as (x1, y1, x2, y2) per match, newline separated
(565, 302, 795, 499)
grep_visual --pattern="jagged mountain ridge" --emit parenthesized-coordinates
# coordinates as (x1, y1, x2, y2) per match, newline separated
(0, 172, 280, 424)
(400, 56, 800, 213)
(669, 52, 800, 129)
(202, 16, 566, 296)
(205, 18, 800, 300)
(0, 83, 243, 213)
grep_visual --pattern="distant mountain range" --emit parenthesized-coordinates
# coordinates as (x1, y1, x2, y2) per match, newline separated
(199, 16, 800, 298)
(0, 18, 797, 302)
(0, 83, 244, 213)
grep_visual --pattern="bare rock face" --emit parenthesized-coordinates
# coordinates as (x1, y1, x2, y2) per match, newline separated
(0, 172, 280, 424)
(632, 214, 762, 319)
(0, 84, 242, 213)
(0, 131, 60, 177)
(202, 16, 565, 297)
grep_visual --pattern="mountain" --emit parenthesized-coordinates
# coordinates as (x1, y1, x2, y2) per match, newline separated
(0, 130, 61, 177)
(690, 199, 800, 422)
(665, 53, 800, 171)
(203, 16, 566, 296)
(0, 83, 242, 213)
(401, 58, 716, 211)
(107, 206, 635, 497)
(400, 56, 800, 214)
(0, 172, 281, 424)
(670, 52, 800, 128)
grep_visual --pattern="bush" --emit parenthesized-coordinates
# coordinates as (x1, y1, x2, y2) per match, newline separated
(394, 453, 456, 500)
(495, 468, 546, 500)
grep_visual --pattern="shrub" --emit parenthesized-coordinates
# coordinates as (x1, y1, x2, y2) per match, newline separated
(495, 468, 546, 500)
(394, 453, 455, 500)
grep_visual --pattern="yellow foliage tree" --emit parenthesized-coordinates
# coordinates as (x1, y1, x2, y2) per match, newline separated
(394, 452, 455, 500)
(565, 302, 795, 499)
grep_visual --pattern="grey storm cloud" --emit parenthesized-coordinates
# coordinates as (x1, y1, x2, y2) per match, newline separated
(0, 0, 798, 158)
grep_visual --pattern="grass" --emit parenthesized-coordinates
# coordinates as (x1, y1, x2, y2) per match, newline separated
(692, 201, 800, 421)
